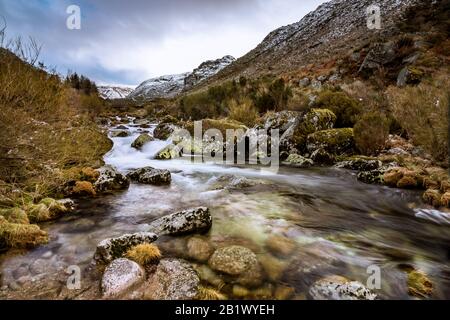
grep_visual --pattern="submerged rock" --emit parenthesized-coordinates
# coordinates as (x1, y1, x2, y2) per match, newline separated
(131, 134, 154, 149)
(211, 175, 265, 190)
(209, 245, 263, 287)
(145, 259, 200, 300)
(187, 237, 215, 262)
(127, 167, 171, 185)
(94, 232, 158, 265)
(101, 258, 145, 299)
(147, 207, 212, 236)
(94, 165, 130, 193)
(309, 275, 377, 300)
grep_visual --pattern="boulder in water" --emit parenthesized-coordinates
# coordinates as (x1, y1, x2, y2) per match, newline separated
(94, 165, 130, 193)
(101, 258, 145, 298)
(309, 275, 377, 300)
(283, 154, 314, 168)
(131, 134, 154, 149)
(127, 167, 171, 185)
(94, 232, 158, 265)
(144, 259, 200, 300)
(147, 207, 212, 236)
(111, 130, 130, 138)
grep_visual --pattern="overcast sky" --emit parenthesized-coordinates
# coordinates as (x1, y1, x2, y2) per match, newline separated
(0, 0, 327, 86)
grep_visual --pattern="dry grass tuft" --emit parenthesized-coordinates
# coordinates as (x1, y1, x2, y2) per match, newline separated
(125, 243, 162, 266)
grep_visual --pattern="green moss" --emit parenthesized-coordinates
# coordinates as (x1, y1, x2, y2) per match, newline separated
(0, 217, 48, 249)
(0, 207, 29, 224)
(299, 108, 337, 135)
(307, 128, 355, 154)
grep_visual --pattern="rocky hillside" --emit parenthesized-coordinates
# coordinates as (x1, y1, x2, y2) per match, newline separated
(199, 0, 424, 87)
(129, 55, 235, 100)
(98, 86, 135, 100)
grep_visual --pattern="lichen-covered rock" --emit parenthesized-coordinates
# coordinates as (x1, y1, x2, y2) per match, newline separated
(209, 245, 263, 287)
(131, 134, 154, 149)
(147, 207, 212, 236)
(127, 167, 171, 185)
(155, 144, 182, 160)
(264, 111, 302, 134)
(145, 259, 200, 300)
(299, 109, 336, 135)
(94, 165, 130, 193)
(357, 169, 385, 184)
(153, 123, 179, 140)
(335, 158, 382, 172)
(101, 258, 145, 299)
(283, 154, 314, 168)
(307, 128, 354, 154)
(309, 275, 377, 300)
(310, 148, 335, 165)
(94, 232, 158, 265)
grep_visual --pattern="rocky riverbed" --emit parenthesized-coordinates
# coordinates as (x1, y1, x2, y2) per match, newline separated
(0, 116, 449, 300)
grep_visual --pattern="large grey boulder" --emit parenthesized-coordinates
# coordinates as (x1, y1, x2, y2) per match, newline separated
(145, 259, 200, 300)
(94, 165, 130, 193)
(101, 258, 145, 299)
(94, 232, 158, 265)
(127, 167, 171, 185)
(147, 207, 212, 236)
(131, 134, 154, 149)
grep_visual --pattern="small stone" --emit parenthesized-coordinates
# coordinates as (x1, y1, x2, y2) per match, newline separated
(187, 237, 214, 262)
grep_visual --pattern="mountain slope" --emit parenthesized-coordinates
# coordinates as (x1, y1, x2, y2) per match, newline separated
(129, 55, 235, 100)
(98, 86, 135, 100)
(198, 0, 423, 87)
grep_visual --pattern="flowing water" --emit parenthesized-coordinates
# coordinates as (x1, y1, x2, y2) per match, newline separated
(1, 117, 449, 300)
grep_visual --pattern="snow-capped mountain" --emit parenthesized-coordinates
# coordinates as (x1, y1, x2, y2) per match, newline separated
(128, 73, 189, 100)
(129, 55, 235, 100)
(184, 55, 236, 90)
(98, 86, 135, 100)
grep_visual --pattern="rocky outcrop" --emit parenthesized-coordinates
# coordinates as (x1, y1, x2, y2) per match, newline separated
(147, 207, 212, 236)
(94, 165, 130, 193)
(208, 245, 263, 287)
(101, 258, 145, 298)
(94, 232, 158, 265)
(309, 275, 377, 300)
(127, 167, 171, 185)
(145, 259, 200, 300)
(184, 55, 236, 90)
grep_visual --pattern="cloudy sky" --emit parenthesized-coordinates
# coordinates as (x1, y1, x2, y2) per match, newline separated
(0, 0, 327, 86)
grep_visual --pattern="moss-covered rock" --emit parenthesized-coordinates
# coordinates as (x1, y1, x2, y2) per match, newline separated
(131, 134, 154, 149)
(307, 128, 354, 155)
(0, 217, 48, 249)
(357, 169, 385, 184)
(0, 207, 29, 224)
(155, 144, 182, 160)
(335, 158, 382, 172)
(440, 192, 450, 208)
(311, 148, 336, 165)
(111, 130, 130, 138)
(299, 109, 336, 135)
(283, 154, 314, 168)
(153, 123, 179, 140)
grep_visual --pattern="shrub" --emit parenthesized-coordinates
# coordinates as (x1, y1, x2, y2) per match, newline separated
(315, 90, 361, 127)
(228, 98, 259, 127)
(386, 73, 449, 162)
(125, 243, 161, 266)
(354, 112, 390, 155)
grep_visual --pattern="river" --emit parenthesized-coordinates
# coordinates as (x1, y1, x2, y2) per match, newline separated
(1, 117, 449, 300)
